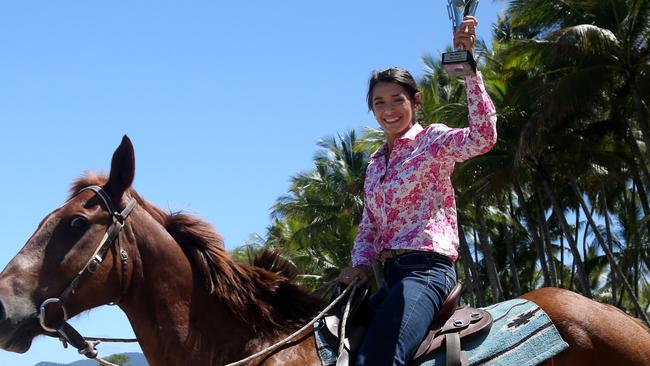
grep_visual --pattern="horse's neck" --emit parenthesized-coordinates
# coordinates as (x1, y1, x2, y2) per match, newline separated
(118, 212, 256, 365)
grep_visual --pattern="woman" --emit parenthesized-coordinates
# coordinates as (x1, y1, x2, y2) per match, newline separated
(337, 16, 497, 366)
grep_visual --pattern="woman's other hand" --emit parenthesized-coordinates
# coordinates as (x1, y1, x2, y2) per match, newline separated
(338, 266, 369, 286)
(453, 16, 478, 53)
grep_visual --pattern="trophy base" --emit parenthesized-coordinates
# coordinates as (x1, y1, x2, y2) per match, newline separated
(442, 50, 476, 77)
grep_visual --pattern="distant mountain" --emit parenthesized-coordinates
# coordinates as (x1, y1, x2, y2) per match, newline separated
(35, 352, 147, 366)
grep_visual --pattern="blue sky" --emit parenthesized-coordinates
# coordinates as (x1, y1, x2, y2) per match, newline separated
(0, 1, 504, 364)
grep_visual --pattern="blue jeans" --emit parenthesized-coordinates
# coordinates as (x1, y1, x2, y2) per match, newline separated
(355, 252, 456, 366)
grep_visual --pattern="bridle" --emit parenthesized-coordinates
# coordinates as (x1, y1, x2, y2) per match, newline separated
(30, 184, 360, 365)
(37, 185, 137, 359)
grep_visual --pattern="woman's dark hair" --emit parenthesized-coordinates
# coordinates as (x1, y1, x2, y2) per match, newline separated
(366, 67, 419, 111)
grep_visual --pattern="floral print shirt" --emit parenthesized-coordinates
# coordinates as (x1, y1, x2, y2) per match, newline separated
(351, 72, 497, 267)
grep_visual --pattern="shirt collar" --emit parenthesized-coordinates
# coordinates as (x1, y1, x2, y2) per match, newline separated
(371, 123, 423, 160)
(400, 123, 423, 141)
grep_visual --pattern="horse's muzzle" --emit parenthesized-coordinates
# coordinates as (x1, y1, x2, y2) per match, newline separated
(0, 288, 40, 353)
(0, 315, 40, 353)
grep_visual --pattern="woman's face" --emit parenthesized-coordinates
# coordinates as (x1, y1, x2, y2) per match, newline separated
(370, 82, 418, 143)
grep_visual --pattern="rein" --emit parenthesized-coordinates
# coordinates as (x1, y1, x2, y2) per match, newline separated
(37, 185, 138, 364)
(225, 278, 358, 366)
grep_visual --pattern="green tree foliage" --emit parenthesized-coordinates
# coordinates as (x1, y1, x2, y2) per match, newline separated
(252, 131, 369, 289)
(104, 353, 132, 366)
(239, 0, 650, 323)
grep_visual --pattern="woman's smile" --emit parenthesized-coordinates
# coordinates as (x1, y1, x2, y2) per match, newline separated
(371, 81, 419, 146)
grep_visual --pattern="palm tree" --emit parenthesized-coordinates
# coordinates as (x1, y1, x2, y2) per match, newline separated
(571, 179, 649, 322)
(251, 1, 650, 321)
(506, 0, 649, 139)
(420, 31, 566, 301)
(267, 130, 370, 288)
(501, 0, 649, 314)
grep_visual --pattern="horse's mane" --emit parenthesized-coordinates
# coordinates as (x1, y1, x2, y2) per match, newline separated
(70, 173, 324, 334)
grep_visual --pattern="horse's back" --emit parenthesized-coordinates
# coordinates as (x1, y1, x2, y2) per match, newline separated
(520, 287, 650, 366)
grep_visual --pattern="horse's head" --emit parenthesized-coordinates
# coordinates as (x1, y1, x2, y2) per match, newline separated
(0, 136, 136, 353)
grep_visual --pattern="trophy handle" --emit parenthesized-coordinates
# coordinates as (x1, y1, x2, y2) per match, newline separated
(446, 3, 455, 33)
(465, 0, 479, 18)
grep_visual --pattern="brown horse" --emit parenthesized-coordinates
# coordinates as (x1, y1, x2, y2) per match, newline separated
(0, 136, 648, 366)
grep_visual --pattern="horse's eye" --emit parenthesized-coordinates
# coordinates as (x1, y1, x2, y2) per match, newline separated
(70, 216, 88, 230)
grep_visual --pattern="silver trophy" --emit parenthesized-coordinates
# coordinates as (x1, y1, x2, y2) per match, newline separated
(442, 0, 479, 77)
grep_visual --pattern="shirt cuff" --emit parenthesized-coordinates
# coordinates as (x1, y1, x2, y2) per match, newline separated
(352, 257, 372, 267)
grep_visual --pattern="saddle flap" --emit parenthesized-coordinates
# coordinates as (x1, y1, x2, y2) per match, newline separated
(412, 306, 493, 363)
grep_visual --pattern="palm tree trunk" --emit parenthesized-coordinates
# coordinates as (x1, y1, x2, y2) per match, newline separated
(513, 177, 551, 286)
(538, 170, 591, 297)
(627, 131, 650, 190)
(458, 224, 486, 306)
(582, 205, 593, 260)
(630, 83, 650, 163)
(570, 180, 649, 325)
(557, 230, 564, 288)
(622, 183, 644, 308)
(476, 199, 503, 302)
(617, 190, 636, 308)
(630, 169, 650, 245)
(507, 192, 522, 295)
(632, 169, 650, 215)
(473, 229, 479, 266)
(641, 254, 650, 292)
(459, 262, 475, 306)
(564, 206, 578, 291)
(631, 182, 640, 304)
(600, 184, 617, 304)
(534, 189, 559, 287)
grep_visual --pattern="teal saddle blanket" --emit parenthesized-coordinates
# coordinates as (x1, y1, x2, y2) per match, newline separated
(314, 298, 569, 366)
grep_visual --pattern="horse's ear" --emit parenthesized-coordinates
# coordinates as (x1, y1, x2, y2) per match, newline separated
(104, 135, 135, 206)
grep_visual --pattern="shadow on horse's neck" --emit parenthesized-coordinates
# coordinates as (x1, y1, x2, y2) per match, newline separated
(111, 189, 324, 365)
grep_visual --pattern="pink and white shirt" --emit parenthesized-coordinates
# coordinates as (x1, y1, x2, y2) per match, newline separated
(351, 72, 497, 267)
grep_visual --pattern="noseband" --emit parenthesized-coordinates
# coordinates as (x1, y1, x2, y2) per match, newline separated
(37, 185, 137, 359)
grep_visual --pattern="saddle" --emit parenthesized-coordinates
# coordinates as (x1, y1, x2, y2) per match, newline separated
(321, 282, 492, 366)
